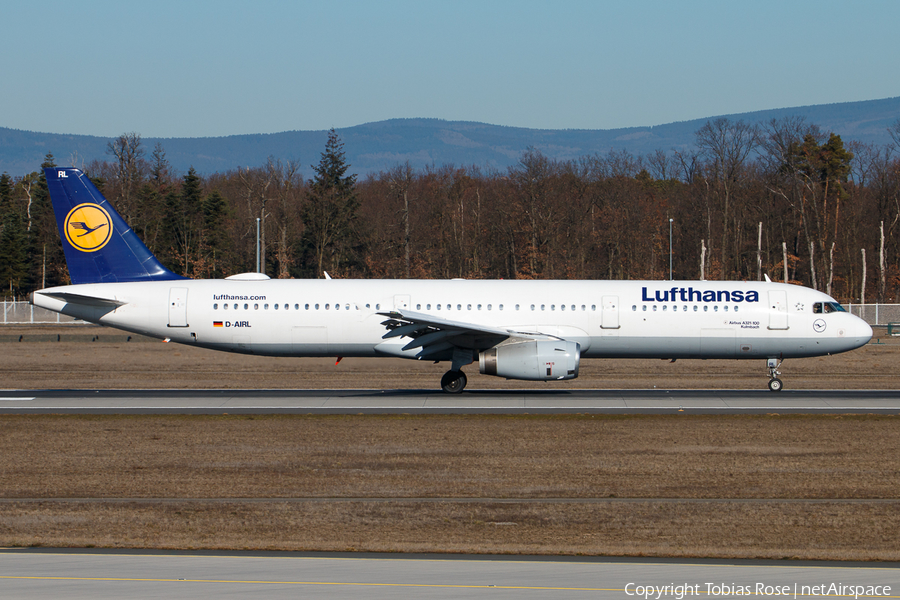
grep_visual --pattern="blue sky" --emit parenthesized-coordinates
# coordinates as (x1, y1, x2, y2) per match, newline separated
(3, 0, 899, 138)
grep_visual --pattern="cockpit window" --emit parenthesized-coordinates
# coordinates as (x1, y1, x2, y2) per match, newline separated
(814, 302, 846, 313)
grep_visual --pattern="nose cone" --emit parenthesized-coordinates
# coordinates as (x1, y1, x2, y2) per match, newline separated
(858, 320, 874, 344)
(844, 317, 873, 350)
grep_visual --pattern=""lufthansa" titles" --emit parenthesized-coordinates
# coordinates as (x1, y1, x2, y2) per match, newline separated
(642, 287, 760, 303)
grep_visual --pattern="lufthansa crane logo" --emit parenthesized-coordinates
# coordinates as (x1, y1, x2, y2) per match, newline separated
(64, 203, 113, 252)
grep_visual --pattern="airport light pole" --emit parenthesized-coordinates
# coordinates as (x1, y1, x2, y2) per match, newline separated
(669, 218, 674, 280)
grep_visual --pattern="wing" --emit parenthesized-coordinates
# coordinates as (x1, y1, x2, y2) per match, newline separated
(377, 308, 554, 364)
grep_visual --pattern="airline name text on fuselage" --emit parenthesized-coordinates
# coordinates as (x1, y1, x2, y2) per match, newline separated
(641, 287, 761, 303)
(213, 294, 266, 301)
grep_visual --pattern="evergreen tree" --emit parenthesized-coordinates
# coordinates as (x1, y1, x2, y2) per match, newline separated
(0, 173, 11, 212)
(0, 212, 29, 297)
(298, 129, 363, 277)
(201, 189, 229, 277)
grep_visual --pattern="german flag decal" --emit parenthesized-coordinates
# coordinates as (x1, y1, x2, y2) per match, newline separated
(213, 321, 224, 327)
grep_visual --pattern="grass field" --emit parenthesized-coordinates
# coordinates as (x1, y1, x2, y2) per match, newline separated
(1, 325, 898, 559)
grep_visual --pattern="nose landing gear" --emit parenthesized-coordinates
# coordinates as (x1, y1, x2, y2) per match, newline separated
(767, 358, 783, 392)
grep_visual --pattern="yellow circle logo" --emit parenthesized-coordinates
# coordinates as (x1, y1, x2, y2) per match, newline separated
(64, 203, 113, 252)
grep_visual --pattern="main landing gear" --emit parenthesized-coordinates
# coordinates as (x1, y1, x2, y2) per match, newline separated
(441, 370, 467, 393)
(767, 358, 783, 392)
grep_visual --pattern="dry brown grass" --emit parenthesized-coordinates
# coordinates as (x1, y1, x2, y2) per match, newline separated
(1, 325, 899, 390)
(3, 501, 898, 560)
(2, 326, 899, 559)
(1, 414, 899, 559)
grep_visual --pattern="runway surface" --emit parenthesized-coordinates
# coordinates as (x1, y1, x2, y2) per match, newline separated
(1, 389, 899, 414)
(0, 549, 897, 600)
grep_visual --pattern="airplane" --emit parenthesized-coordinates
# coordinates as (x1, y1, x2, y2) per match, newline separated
(31, 167, 873, 393)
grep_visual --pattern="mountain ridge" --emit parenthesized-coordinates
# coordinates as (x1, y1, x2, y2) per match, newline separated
(2, 96, 899, 177)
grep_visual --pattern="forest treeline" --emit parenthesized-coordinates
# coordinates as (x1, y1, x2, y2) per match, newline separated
(2, 117, 900, 303)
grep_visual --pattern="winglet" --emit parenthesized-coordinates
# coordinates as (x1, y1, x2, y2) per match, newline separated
(44, 168, 185, 285)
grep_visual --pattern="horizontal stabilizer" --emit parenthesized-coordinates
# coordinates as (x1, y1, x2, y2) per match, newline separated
(38, 291, 126, 308)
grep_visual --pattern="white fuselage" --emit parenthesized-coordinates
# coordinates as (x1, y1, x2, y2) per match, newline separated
(32, 278, 872, 362)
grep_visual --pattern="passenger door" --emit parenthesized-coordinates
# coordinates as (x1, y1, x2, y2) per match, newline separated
(167, 287, 188, 327)
(767, 290, 789, 330)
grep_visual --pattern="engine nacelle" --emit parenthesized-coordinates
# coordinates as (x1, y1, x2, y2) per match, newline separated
(479, 339, 580, 381)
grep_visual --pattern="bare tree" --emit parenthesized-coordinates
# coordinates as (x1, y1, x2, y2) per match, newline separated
(695, 118, 760, 278)
(106, 132, 146, 224)
(387, 162, 415, 278)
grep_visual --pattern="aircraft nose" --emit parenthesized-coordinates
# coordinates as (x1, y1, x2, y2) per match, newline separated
(857, 319, 874, 343)
(844, 316, 873, 347)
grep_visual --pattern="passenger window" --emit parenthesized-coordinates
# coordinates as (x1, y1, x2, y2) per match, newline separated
(642, 305, 647, 312)
(632, 305, 637, 311)
(223, 304, 228, 310)
(305, 304, 309, 310)
(264, 303, 269, 310)
(693, 305, 698, 312)
(245, 303, 249, 310)
(213, 303, 218, 310)
(703, 306, 708, 312)
(254, 303, 259, 310)
(274, 304, 279, 310)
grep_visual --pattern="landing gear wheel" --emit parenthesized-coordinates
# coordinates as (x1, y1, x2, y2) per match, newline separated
(441, 370, 467, 394)
(766, 359, 783, 392)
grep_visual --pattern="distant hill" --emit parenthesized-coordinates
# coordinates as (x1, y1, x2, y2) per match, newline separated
(2, 97, 899, 178)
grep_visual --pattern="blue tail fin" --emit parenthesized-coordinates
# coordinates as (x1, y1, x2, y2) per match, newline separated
(44, 167, 185, 285)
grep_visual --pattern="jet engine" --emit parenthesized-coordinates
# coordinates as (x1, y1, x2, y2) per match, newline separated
(479, 339, 580, 381)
